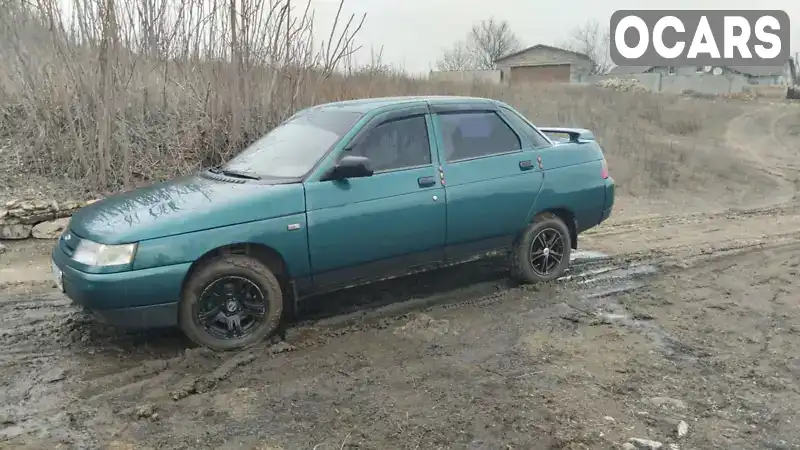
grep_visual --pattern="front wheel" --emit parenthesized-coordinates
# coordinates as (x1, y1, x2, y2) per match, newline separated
(511, 213, 572, 283)
(179, 255, 284, 351)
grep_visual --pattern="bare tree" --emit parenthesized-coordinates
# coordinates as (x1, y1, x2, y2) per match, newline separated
(435, 17, 521, 71)
(0, 0, 369, 190)
(435, 41, 474, 71)
(467, 17, 521, 70)
(561, 20, 611, 75)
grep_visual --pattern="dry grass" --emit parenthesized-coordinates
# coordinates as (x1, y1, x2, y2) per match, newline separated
(0, 0, 765, 201)
(499, 84, 754, 197)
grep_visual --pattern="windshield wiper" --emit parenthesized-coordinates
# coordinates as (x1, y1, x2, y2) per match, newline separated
(209, 166, 261, 180)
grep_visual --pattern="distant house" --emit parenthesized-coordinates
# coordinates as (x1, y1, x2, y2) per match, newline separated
(494, 44, 593, 85)
(609, 60, 796, 88)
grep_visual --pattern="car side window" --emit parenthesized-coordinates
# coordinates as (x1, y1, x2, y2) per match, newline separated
(437, 111, 521, 163)
(347, 115, 432, 172)
(498, 106, 553, 149)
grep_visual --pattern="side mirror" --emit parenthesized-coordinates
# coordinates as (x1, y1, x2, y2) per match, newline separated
(322, 155, 374, 181)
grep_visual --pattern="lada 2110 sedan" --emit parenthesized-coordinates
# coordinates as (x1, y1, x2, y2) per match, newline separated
(51, 96, 615, 351)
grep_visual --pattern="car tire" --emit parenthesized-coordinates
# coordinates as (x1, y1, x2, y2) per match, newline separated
(179, 255, 284, 351)
(511, 213, 572, 283)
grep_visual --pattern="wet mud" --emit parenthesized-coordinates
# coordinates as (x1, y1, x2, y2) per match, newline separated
(3, 210, 800, 450)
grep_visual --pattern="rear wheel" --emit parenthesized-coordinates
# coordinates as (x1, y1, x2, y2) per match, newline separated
(511, 213, 572, 283)
(179, 255, 283, 351)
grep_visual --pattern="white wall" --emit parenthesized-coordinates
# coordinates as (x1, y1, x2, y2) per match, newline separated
(587, 72, 748, 94)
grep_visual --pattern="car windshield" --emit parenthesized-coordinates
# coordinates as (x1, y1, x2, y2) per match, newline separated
(222, 109, 363, 179)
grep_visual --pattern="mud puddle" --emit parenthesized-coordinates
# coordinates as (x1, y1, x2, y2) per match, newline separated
(556, 250, 693, 362)
(0, 248, 661, 357)
(297, 249, 660, 332)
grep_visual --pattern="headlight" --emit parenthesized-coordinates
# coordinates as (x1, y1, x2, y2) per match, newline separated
(72, 240, 137, 267)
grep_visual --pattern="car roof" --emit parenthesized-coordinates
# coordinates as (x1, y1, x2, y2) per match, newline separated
(308, 95, 498, 114)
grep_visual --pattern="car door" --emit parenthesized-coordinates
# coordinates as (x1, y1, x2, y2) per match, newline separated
(304, 105, 446, 289)
(429, 103, 547, 261)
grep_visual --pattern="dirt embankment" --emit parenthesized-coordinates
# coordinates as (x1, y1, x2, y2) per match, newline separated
(1, 100, 800, 450)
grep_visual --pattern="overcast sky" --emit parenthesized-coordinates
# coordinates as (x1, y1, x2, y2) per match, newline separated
(306, 0, 800, 74)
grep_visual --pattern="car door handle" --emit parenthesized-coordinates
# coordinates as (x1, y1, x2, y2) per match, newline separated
(519, 160, 533, 170)
(418, 176, 436, 188)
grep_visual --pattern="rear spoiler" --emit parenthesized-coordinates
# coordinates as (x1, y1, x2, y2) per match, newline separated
(538, 127, 595, 143)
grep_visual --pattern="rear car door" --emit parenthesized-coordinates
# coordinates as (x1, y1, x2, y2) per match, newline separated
(304, 105, 447, 288)
(430, 102, 547, 260)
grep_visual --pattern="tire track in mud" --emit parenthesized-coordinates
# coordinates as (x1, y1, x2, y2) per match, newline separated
(0, 247, 669, 445)
(8, 175, 789, 367)
(0, 250, 654, 360)
(631, 239, 800, 449)
(0, 230, 789, 444)
(582, 198, 800, 262)
(0, 253, 796, 447)
(721, 105, 800, 204)
(586, 104, 800, 260)
(0, 202, 795, 377)
(4, 234, 795, 448)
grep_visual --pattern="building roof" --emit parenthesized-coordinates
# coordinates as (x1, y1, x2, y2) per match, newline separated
(608, 61, 793, 77)
(494, 44, 591, 65)
(728, 65, 792, 76)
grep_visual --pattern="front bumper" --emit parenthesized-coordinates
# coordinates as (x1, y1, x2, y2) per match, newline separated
(90, 303, 179, 329)
(52, 245, 190, 329)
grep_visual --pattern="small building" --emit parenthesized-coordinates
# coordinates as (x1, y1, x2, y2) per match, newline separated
(493, 44, 593, 85)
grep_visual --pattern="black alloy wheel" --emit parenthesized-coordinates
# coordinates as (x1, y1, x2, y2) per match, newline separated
(528, 228, 565, 277)
(510, 212, 572, 283)
(195, 275, 269, 340)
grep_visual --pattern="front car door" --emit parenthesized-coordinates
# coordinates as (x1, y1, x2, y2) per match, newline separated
(304, 104, 446, 291)
(429, 101, 549, 261)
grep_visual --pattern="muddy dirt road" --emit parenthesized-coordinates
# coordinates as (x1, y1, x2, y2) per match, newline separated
(2, 103, 800, 450)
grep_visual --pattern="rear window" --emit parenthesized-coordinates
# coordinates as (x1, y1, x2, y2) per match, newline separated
(459, 115, 494, 138)
(438, 111, 521, 162)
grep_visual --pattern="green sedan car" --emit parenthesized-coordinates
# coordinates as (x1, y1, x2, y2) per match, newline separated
(51, 96, 615, 351)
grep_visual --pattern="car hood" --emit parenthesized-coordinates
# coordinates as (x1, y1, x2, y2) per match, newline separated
(69, 173, 306, 244)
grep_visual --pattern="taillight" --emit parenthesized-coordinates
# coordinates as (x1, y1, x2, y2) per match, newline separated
(601, 159, 609, 179)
